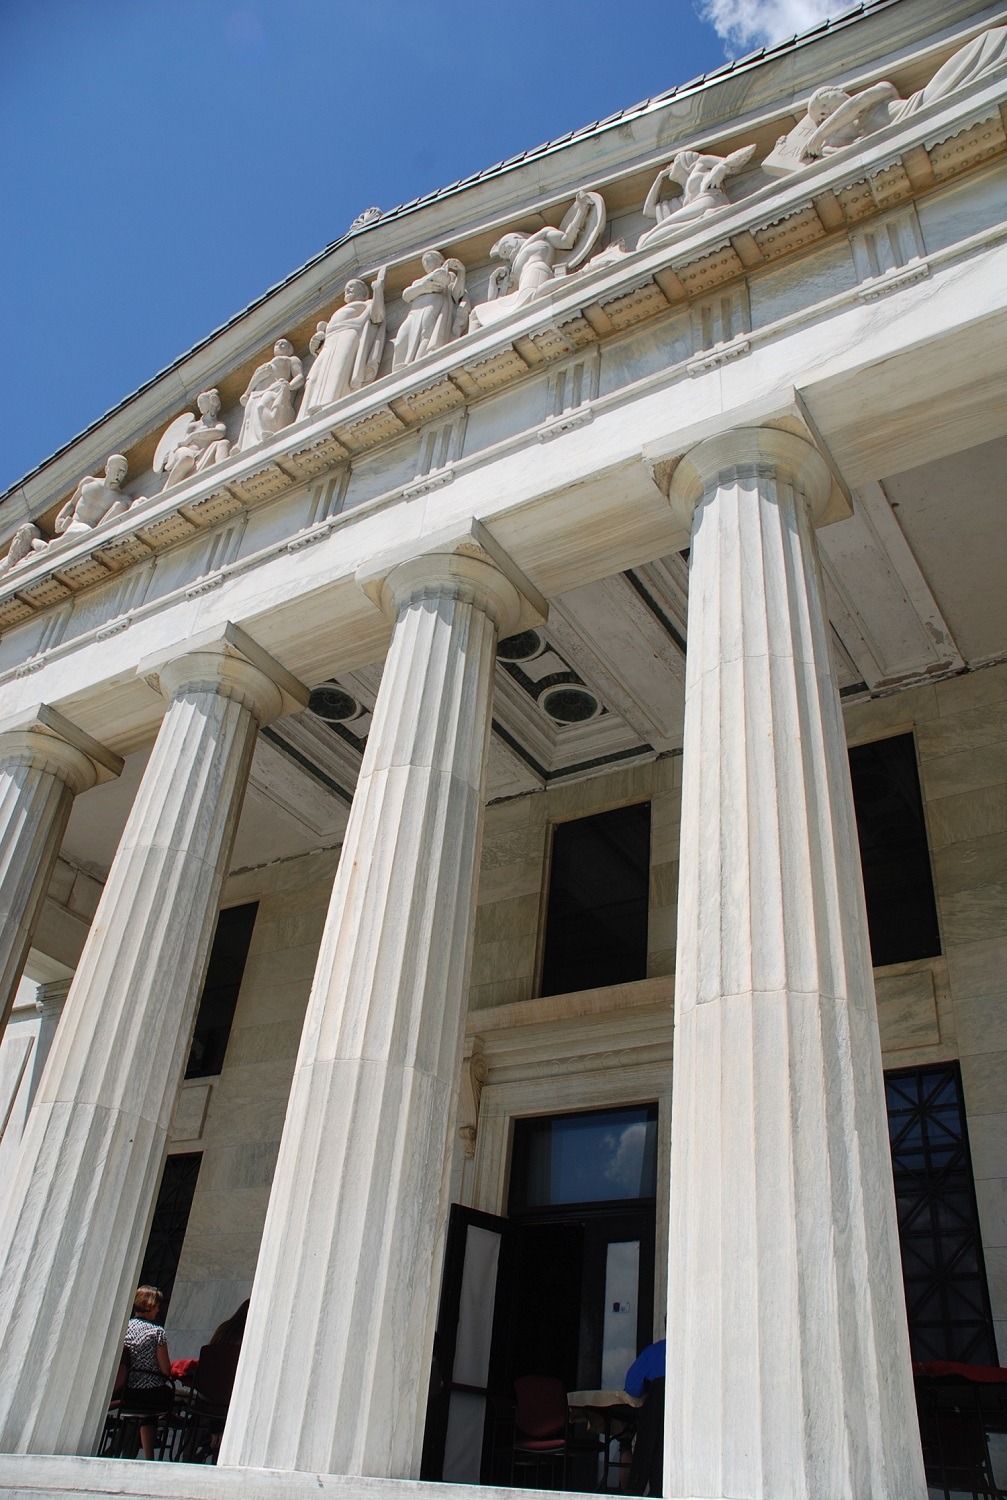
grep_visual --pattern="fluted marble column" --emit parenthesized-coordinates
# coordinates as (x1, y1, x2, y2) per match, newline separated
(0, 707, 120, 1034)
(0, 629, 306, 1456)
(220, 528, 542, 1479)
(665, 429, 925, 1498)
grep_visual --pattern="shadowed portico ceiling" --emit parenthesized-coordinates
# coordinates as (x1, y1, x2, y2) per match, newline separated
(251, 427, 1003, 847)
(257, 432, 972, 834)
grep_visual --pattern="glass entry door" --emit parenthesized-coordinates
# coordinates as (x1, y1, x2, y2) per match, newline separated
(506, 1105, 658, 1392)
(422, 1205, 512, 1484)
(423, 1105, 659, 1485)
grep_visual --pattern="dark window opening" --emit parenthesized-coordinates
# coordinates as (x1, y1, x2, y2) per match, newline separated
(137, 1152, 202, 1316)
(540, 803, 650, 997)
(849, 733, 940, 968)
(185, 901, 258, 1079)
(886, 1063, 996, 1364)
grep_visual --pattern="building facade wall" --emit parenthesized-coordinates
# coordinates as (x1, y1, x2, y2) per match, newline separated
(150, 662, 1007, 1363)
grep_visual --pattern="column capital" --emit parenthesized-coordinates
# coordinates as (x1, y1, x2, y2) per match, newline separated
(0, 704, 122, 794)
(137, 622, 309, 727)
(668, 426, 835, 533)
(35, 978, 71, 1018)
(356, 518, 547, 636)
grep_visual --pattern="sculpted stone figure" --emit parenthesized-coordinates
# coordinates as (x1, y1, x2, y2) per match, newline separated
(468, 189, 606, 332)
(235, 339, 304, 453)
(54, 455, 131, 538)
(391, 251, 469, 371)
(764, 23, 1007, 175)
(154, 389, 231, 492)
(298, 267, 388, 419)
(0, 523, 48, 576)
(637, 145, 757, 249)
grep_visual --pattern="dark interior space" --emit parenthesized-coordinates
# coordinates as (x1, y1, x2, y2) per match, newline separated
(138, 1152, 202, 1314)
(507, 1221, 585, 1391)
(849, 733, 941, 967)
(185, 901, 258, 1079)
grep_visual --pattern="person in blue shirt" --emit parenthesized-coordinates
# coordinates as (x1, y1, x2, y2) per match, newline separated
(625, 1339, 665, 1495)
(625, 1338, 665, 1397)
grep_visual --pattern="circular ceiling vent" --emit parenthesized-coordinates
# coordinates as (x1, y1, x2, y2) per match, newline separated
(541, 686, 601, 724)
(497, 630, 543, 663)
(309, 685, 361, 723)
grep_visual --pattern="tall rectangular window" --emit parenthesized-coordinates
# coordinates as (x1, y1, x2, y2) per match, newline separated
(138, 1151, 202, 1315)
(886, 1063, 996, 1364)
(185, 901, 258, 1079)
(540, 803, 650, 997)
(849, 733, 940, 968)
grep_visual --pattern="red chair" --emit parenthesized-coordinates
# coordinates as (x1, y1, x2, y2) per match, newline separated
(512, 1375, 568, 1488)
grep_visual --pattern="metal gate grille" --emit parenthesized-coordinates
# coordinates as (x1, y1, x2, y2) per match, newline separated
(886, 1062, 996, 1364)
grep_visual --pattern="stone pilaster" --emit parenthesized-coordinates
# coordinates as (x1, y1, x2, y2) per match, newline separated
(665, 429, 925, 1497)
(219, 527, 543, 1479)
(0, 708, 120, 1035)
(0, 630, 306, 1457)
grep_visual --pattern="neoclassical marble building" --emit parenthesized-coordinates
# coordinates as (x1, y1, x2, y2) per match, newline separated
(0, 1, 1006, 1496)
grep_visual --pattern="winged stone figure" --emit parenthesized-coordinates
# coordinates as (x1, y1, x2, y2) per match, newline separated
(155, 389, 231, 492)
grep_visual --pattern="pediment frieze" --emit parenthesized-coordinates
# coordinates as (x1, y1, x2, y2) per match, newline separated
(0, 32, 1004, 638)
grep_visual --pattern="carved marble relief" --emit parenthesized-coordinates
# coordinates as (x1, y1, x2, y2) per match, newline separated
(468, 189, 606, 331)
(154, 389, 231, 492)
(391, 251, 469, 370)
(638, 145, 757, 248)
(0, 524, 48, 575)
(54, 455, 131, 537)
(765, 23, 1007, 175)
(4, 22, 1006, 590)
(235, 340, 304, 454)
(298, 268, 388, 418)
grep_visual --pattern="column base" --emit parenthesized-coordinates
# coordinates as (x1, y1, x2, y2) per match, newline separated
(0, 1454, 618, 1500)
(0, 1453, 949, 1500)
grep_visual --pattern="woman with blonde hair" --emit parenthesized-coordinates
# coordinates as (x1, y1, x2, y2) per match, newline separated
(123, 1286, 174, 1459)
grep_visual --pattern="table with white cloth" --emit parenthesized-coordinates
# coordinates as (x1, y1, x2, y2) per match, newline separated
(566, 1389, 643, 1490)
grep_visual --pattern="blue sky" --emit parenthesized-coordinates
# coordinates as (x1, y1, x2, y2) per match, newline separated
(0, 0, 832, 496)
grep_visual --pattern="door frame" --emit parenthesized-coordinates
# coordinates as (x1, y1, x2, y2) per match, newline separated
(469, 1060, 673, 1342)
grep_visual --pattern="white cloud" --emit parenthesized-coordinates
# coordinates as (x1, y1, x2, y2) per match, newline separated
(698, 0, 837, 55)
(603, 1121, 649, 1189)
